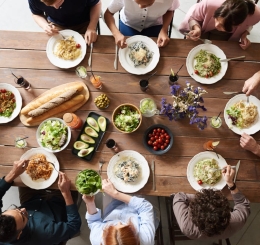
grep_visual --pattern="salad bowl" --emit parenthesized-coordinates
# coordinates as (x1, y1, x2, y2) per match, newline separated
(36, 117, 71, 153)
(112, 103, 142, 133)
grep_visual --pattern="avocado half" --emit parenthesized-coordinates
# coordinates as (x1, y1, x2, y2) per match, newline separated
(98, 116, 106, 132)
(85, 126, 98, 138)
(87, 117, 99, 132)
(78, 147, 94, 157)
(80, 134, 95, 144)
(74, 141, 89, 150)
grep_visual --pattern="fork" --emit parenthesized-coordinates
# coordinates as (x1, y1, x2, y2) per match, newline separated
(184, 32, 212, 44)
(210, 166, 236, 173)
(98, 159, 105, 175)
(48, 161, 59, 172)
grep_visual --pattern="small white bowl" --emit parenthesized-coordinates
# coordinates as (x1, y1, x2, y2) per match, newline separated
(36, 118, 71, 153)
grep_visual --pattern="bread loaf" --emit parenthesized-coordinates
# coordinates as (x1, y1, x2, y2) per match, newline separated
(21, 83, 84, 115)
(26, 94, 84, 124)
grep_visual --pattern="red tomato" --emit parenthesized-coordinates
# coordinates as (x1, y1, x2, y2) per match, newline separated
(76, 43, 81, 48)
(155, 135, 158, 139)
(194, 70, 199, 75)
(148, 140, 152, 145)
(161, 129, 165, 134)
(150, 137, 155, 141)
(165, 139, 170, 144)
(166, 135, 170, 139)
(153, 129, 157, 133)
(148, 133, 152, 137)
(198, 180, 203, 185)
(164, 143, 168, 147)
(158, 139, 162, 143)
(153, 146, 158, 151)
(157, 128, 161, 132)
(161, 145, 165, 150)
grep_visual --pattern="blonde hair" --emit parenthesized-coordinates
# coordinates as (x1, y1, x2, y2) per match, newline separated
(103, 221, 140, 245)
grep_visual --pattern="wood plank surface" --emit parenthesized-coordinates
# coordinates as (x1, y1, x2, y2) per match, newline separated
(1, 31, 260, 202)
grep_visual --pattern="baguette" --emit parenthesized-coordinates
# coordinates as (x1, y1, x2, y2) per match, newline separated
(26, 94, 84, 124)
(21, 83, 84, 115)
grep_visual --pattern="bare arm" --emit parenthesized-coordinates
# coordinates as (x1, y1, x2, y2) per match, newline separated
(82, 195, 97, 215)
(5, 160, 28, 183)
(240, 132, 260, 157)
(242, 70, 260, 96)
(58, 172, 73, 206)
(157, 11, 173, 47)
(32, 14, 60, 35)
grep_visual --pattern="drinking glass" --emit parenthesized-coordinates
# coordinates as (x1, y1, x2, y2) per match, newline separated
(140, 98, 159, 117)
(15, 137, 27, 148)
(14, 76, 30, 90)
(105, 139, 119, 153)
(210, 116, 222, 128)
(75, 66, 88, 79)
(139, 79, 149, 92)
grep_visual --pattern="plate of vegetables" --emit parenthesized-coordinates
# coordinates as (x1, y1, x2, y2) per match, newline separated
(186, 44, 228, 84)
(0, 83, 22, 123)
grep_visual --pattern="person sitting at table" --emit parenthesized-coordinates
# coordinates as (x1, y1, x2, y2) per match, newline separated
(0, 159, 81, 244)
(28, 0, 101, 45)
(173, 165, 250, 240)
(240, 132, 260, 157)
(104, 0, 180, 48)
(242, 70, 260, 96)
(179, 0, 260, 50)
(83, 178, 157, 245)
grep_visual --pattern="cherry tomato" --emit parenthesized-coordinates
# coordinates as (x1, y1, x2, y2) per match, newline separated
(166, 135, 170, 139)
(164, 143, 168, 147)
(148, 133, 152, 137)
(157, 128, 161, 132)
(198, 180, 203, 185)
(76, 43, 81, 48)
(153, 129, 157, 133)
(153, 146, 158, 151)
(165, 139, 170, 144)
(161, 145, 165, 150)
(155, 135, 158, 139)
(158, 139, 162, 143)
(148, 140, 152, 145)
(150, 137, 155, 141)
(194, 70, 199, 75)
(161, 129, 165, 134)
(153, 141, 158, 146)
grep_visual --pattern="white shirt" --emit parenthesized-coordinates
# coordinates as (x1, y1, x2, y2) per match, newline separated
(108, 0, 180, 32)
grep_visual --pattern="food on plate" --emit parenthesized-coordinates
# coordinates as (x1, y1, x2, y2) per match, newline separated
(114, 156, 140, 182)
(75, 169, 102, 195)
(147, 127, 171, 151)
(94, 93, 110, 109)
(39, 119, 68, 150)
(87, 117, 99, 132)
(193, 158, 222, 185)
(84, 126, 98, 137)
(74, 141, 89, 150)
(26, 154, 53, 180)
(0, 89, 16, 117)
(28, 89, 78, 117)
(53, 36, 81, 60)
(114, 105, 141, 132)
(98, 116, 106, 131)
(226, 100, 258, 128)
(80, 134, 95, 144)
(129, 41, 153, 67)
(77, 147, 94, 157)
(194, 50, 221, 78)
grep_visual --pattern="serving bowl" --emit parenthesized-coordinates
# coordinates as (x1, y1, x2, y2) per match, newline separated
(36, 117, 71, 153)
(112, 103, 142, 133)
(143, 124, 173, 155)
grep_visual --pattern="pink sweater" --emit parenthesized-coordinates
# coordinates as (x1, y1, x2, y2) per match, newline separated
(179, 0, 260, 41)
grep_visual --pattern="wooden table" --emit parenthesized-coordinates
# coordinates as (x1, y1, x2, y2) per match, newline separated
(1, 31, 260, 202)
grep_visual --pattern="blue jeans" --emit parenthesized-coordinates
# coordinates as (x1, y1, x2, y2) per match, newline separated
(119, 20, 162, 37)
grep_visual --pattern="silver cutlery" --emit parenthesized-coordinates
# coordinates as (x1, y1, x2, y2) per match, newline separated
(184, 32, 212, 44)
(88, 43, 93, 67)
(210, 165, 236, 173)
(114, 45, 118, 70)
(234, 160, 240, 183)
(151, 160, 156, 191)
(48, 162, 59, 172)
(220, 56, 245, 62)
(247, 96, 249, 103)
(223, 91, 243, 95)
(98, 158, 105, 175)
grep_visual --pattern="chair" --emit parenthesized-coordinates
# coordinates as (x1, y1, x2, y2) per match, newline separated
(165, 195, 231, 245)
(154, 197, 164, 245)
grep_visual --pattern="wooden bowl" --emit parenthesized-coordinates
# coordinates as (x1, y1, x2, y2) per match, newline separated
(112, 103, 142, 133)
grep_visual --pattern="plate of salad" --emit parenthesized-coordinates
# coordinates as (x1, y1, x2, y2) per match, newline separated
(187, 151, 227, 191)
(36, 118, 71, 152)
(0, 83, 22, 124)
(186, 44, 228, 84)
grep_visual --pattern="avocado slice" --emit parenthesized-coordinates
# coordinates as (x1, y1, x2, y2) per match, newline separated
(78, 147, 94, 157)
(98, 116, 106, 132)
(87, 117, 99, 132)
(85, 126, 98, 138)
(74, 141, 89, 150)
(80, 134, 95, 144)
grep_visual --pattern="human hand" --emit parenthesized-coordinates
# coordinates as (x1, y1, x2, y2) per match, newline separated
(239, 31, 251, 50)
(82, 194, 95, 204)
(222, 165, 235, 186)
(240, 132, 260, 155)
(5, 160, 29, 183)
(58, 172, 71, 194)
(85, 28, 97, 46)
(242, 71, 260, 96)
(115, 33, 127, 49)
(43, 23, 60, 36)
(186, 26, 201, 41)
(157, 30, 169, 47)
(102, 179, 117, 197)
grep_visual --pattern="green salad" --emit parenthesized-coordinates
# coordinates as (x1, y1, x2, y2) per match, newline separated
(114, 105, 141, 132)
(75, 169, 101, 195)
(39, 119, 68, 150)
(194, 50, 221, 78)
(194, 158, 221, 185)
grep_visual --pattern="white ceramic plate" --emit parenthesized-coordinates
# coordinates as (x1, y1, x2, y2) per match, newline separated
(187, 151, 227, 191)
(0, 83, 22, 123)
(224, 94, 260, 135)
(46, 29, 87, 69)
(186, 44, 228, 84)
(107, 150, 150, 193)
(20, 148, 59, 190)
(119, 35, 160, 75)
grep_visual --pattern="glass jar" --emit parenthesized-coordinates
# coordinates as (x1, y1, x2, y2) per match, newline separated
(63, 113, 83, 129)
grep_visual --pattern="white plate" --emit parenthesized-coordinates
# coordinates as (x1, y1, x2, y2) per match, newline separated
(0, 83, 22, 123)
(224, 94, 260, 135)
(187, 151, 227, 191)
(20, 148, 59, 190)
(46, 29, 87, 69)
(107, 150, 150, 193)
(186, 44, 228, 84)
(119, 35, 160, 75)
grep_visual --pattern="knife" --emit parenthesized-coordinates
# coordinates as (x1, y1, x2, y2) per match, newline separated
(223, 91, 243, 95)
(88, 43, 93, 67)
(234, 160, 240, 183)
(114, 45, 118, 70)
(151, 160, 156, 191)
(220, 56, 245, 62)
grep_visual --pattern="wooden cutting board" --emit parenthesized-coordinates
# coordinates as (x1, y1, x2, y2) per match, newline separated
(20, 81, 89, 126)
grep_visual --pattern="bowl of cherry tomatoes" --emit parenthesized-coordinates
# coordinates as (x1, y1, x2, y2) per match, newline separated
(143, 124, 173, 155)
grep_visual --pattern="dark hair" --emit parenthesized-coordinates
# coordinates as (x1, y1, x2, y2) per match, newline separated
(41, 0, 57, 5)
(213, 0, 255, 32)
(0, 214, 19, 242)
(190, 189, 231, 237)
